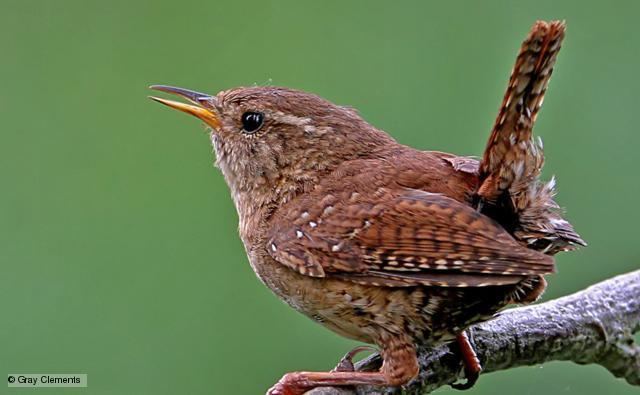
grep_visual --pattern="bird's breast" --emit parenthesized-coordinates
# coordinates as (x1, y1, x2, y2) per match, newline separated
(245, 248, 513, 346)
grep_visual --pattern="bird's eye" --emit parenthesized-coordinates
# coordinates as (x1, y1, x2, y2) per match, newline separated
(241, 111, 264, 133)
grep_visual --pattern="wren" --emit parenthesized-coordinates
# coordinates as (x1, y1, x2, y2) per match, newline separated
(149, 20, 584, 395)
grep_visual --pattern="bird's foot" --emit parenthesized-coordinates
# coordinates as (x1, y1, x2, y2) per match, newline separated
(332, 345, 378, 372)
(450, 332, 482, 390)
(267, 371, 387, 395)
(267, 373, 308, 395)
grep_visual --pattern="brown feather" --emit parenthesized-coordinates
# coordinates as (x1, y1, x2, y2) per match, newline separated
(473, 20, 585, 253)
(267, 172, 554, 288)
(478, 21, 565, 199)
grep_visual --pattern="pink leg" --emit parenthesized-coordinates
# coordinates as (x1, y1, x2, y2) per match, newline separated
(268, 340, 418, 394)
(268, 371, 387, 395)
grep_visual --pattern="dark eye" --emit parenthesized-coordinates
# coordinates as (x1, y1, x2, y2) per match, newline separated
(241, 111, 264, 133)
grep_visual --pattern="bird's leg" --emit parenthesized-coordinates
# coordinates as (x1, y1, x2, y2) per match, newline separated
(332, 345, 378, 372)
(268, 340, 418, 395)
(267, 371, 388, 395)
(450, 331, 482, 390)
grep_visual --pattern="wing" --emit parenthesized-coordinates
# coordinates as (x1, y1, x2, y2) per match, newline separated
(267, 188, 554, 288)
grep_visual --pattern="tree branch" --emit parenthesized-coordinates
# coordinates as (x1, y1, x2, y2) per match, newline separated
(308, 270, 640, 394)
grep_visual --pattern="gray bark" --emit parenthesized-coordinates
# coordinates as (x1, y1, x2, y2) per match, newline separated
(308, 270, 640, 394)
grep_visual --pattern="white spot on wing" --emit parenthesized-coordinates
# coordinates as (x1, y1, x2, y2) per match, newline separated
(322, 206, 334, 216)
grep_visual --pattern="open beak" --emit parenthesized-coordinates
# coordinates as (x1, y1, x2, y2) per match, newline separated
(148, 85, 221, 129)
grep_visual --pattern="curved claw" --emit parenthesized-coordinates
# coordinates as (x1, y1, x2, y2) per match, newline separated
(450, 332, 482, 391)
(332, 345, 379, 372)
(450, 369, 480, 391)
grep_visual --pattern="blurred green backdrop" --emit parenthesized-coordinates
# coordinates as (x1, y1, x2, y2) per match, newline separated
(2, 1, 639, 394)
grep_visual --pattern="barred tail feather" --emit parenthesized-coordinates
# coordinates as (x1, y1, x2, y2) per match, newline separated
(476, 21, 585, 254)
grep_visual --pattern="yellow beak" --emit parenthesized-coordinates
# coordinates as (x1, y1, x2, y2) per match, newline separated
(148, 85, 221, 129)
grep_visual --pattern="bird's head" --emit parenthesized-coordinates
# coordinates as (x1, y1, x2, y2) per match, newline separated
(149, 85, 396, 209)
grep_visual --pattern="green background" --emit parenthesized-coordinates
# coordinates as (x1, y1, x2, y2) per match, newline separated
(2, 1, 639, 394)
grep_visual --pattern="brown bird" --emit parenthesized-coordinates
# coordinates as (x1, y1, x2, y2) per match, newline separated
(149, 20, 584, 395)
